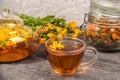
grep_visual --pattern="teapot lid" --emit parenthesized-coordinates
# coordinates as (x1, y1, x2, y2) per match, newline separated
(0, 8, 23, 27)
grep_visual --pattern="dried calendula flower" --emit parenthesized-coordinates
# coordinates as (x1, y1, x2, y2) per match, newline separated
(50, 41, 64, 50)
(112, 33, 120, 40)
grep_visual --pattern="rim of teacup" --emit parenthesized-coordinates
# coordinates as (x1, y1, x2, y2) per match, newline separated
(45, 36, 86, 54)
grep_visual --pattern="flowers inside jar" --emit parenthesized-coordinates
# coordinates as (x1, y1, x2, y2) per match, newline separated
(85, 18, 120, 51)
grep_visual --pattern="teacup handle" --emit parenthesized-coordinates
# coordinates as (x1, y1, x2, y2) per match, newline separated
(77, 47, 98, 73)
(81, 47, 98, 67)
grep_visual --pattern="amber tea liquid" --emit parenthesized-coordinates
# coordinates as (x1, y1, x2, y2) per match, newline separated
(46, 40, 84, 75)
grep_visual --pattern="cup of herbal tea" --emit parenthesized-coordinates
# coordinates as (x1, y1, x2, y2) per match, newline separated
(45, 37, 98, 75)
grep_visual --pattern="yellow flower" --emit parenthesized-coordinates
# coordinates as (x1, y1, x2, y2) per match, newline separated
(69, 21, 77, 30)
(39, 28, 44, 33)
(56, 27, 62, 33)
(47, 33, 55, 39)
(39, 26, 49, 33)
(72, 29, 82, 38)
(57, 42, 64, 49)
(44, 27, 49, 32)
(57, 34, 63, 38)
(47, 23, 53, 27)
(47, 23, 55, 30)
(61, 29, 67, 36)
(74, 29, 82, 35)
(50, 41, 64, 50)
(0, 34, 8, 40)
(40, 38, 46, 44)
(50, 41, 57, 50)
(49, 26, 55, 30)
(57, 34, 63, 40)
(72, 34, 79, 38)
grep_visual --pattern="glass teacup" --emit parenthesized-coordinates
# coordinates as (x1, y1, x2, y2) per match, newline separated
(45, 37, 98, 75)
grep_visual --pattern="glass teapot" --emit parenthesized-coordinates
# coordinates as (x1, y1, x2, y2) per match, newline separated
(0, 8, 42, 62)
(81, 0, 120, 52)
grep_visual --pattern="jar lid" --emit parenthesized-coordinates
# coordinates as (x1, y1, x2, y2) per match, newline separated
(90, 0, 120, 16)
(89, 0, 120, 27)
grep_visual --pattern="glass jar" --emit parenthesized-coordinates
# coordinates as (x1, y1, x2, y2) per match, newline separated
(81, 0, 120, 52)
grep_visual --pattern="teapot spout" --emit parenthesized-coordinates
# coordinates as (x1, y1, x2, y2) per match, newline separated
(28, 26, 44, 54)
(33, 26, 43, 39)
